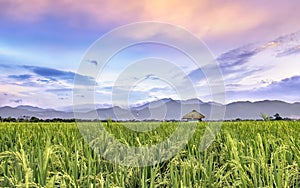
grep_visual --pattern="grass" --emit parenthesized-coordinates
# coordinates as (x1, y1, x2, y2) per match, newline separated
(0, 121, 299, 187)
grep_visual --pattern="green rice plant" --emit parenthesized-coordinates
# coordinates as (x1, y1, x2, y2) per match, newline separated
(0, 121, 299, 187)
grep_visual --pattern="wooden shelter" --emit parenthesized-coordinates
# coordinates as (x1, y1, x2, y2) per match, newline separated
(182, 110, 205, 121)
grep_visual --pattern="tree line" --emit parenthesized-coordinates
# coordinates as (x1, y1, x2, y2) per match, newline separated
(0, 113, 295, 122)
(259, 113, 291, 121)
(0, 116, 76, 122)
(0, 116, 118, 122)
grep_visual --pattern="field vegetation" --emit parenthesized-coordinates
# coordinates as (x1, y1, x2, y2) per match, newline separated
(0, 121, 299, 187)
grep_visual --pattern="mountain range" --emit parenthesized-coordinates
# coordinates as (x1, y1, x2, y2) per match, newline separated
(0, 99, 299, 120)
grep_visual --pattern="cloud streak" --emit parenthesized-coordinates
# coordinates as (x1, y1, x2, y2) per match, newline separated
(217, 44, 261, 70)
(8, 74, 32, 80)
(9, 99, 22, 103)
(22, 65, 96, 85)
(277, 45, 300, 57)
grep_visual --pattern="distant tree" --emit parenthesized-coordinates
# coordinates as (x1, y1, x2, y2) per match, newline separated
(63, 118, 75, 122)
(273, 113, 283, 120)
(52, 118, 62, 122)
(30, 116, 40, 122)
(4, 116, 16, 122)
(18, 117, 25, 122)
(260, 112, 271, 121)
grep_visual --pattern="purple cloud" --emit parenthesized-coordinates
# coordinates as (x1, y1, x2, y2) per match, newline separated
(23, 65, 96, 85)
(277, 46, 300, 57)
(217, 44, 262, 71)
(9, 99, 22, 103)
(8, 74, 32, 80)
(226, 76, 300, 102)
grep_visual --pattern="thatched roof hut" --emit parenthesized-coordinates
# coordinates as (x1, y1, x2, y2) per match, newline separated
(182, 110, 205, 121)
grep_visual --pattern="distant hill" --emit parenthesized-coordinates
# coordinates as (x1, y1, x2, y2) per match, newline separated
(0, 99, 299, 120)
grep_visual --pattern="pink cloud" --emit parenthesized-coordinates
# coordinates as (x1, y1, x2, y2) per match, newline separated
(1, 0, 300, 49)
(0, 0, 51, 22)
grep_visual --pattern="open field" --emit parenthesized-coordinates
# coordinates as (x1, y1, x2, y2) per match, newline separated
(0, 121, 299, 187)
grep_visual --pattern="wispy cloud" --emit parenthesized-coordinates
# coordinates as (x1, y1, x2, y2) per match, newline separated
(86, 60, 98, 66)
(9, 99, 22, 103)
(187, 43, 264, 84)
(277, 45, 300, 57)
(22, 65, 96, 85)
(23, 66, 74, 81)
(46, 88, 73, 93)
(8, 74, 32, 80)
(217, 44, 262, 70)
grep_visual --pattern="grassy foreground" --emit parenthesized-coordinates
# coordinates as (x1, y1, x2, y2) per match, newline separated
(0, 121, 299, 187)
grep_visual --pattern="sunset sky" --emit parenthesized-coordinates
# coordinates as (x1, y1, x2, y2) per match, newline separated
(0, 0, 300, 109)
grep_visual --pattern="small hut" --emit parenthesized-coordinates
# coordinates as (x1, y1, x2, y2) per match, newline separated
(182, 110, 205, 122)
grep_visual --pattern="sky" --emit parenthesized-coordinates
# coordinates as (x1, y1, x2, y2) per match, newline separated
(0, 0, 300, 109)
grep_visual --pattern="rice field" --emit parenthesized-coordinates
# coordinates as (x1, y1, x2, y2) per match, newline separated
(0, 121, 299, 187)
